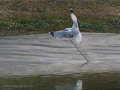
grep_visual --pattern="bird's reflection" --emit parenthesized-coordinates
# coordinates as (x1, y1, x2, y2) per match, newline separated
(55, 80, 82, 90)
(75, 80, 82, 90)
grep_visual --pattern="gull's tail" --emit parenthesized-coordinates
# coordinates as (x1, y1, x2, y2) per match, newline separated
(76, 33, 82, 43)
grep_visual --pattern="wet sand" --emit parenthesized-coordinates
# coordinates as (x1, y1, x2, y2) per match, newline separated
(0, 33, 120, 76)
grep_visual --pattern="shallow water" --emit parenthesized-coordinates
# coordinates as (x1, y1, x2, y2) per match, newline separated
(0, 71, 120, 90)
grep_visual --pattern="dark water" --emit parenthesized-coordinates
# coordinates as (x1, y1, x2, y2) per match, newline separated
(0, 71, 120, 90)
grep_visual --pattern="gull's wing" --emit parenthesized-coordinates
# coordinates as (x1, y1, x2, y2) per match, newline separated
(65, 28, 72, 31)
(64, 9, 78, 32)
(49, 31, 73, 39)
(70, 9, 78, 29)
(70, 9, 77, 23)
(70, 9, 82, 43)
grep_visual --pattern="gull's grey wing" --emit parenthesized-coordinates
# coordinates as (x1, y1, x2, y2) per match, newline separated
(70, 9, 82, 42)
(50, 31, 73, 39)
(70, 9, 77, 23)
(65, 28, 72, 31)
(70, 9, 79, 29)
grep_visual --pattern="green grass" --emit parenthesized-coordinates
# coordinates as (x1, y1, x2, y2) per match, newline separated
(0, 0, 120, 36)
(78, 21, 92, 28)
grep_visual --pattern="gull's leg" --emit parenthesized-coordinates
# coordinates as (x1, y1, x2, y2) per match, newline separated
(70, 39, 89, 62)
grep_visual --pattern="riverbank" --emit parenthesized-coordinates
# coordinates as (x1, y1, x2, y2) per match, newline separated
(0, 0, 120, 36)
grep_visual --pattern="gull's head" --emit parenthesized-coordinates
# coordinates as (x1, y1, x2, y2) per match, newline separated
(70, 8, 73, 13)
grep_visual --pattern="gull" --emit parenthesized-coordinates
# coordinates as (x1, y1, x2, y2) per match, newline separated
(49, 8, 82, 43)
(49, 9, 89, 62)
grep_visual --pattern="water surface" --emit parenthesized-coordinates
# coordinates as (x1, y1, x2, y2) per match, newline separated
(0, 71, 120, 90)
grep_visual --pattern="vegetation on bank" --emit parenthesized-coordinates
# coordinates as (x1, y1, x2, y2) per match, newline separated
(0, 0, 120, 36)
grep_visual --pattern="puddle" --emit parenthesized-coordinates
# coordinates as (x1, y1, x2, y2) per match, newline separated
(0, 71, 120, 90)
